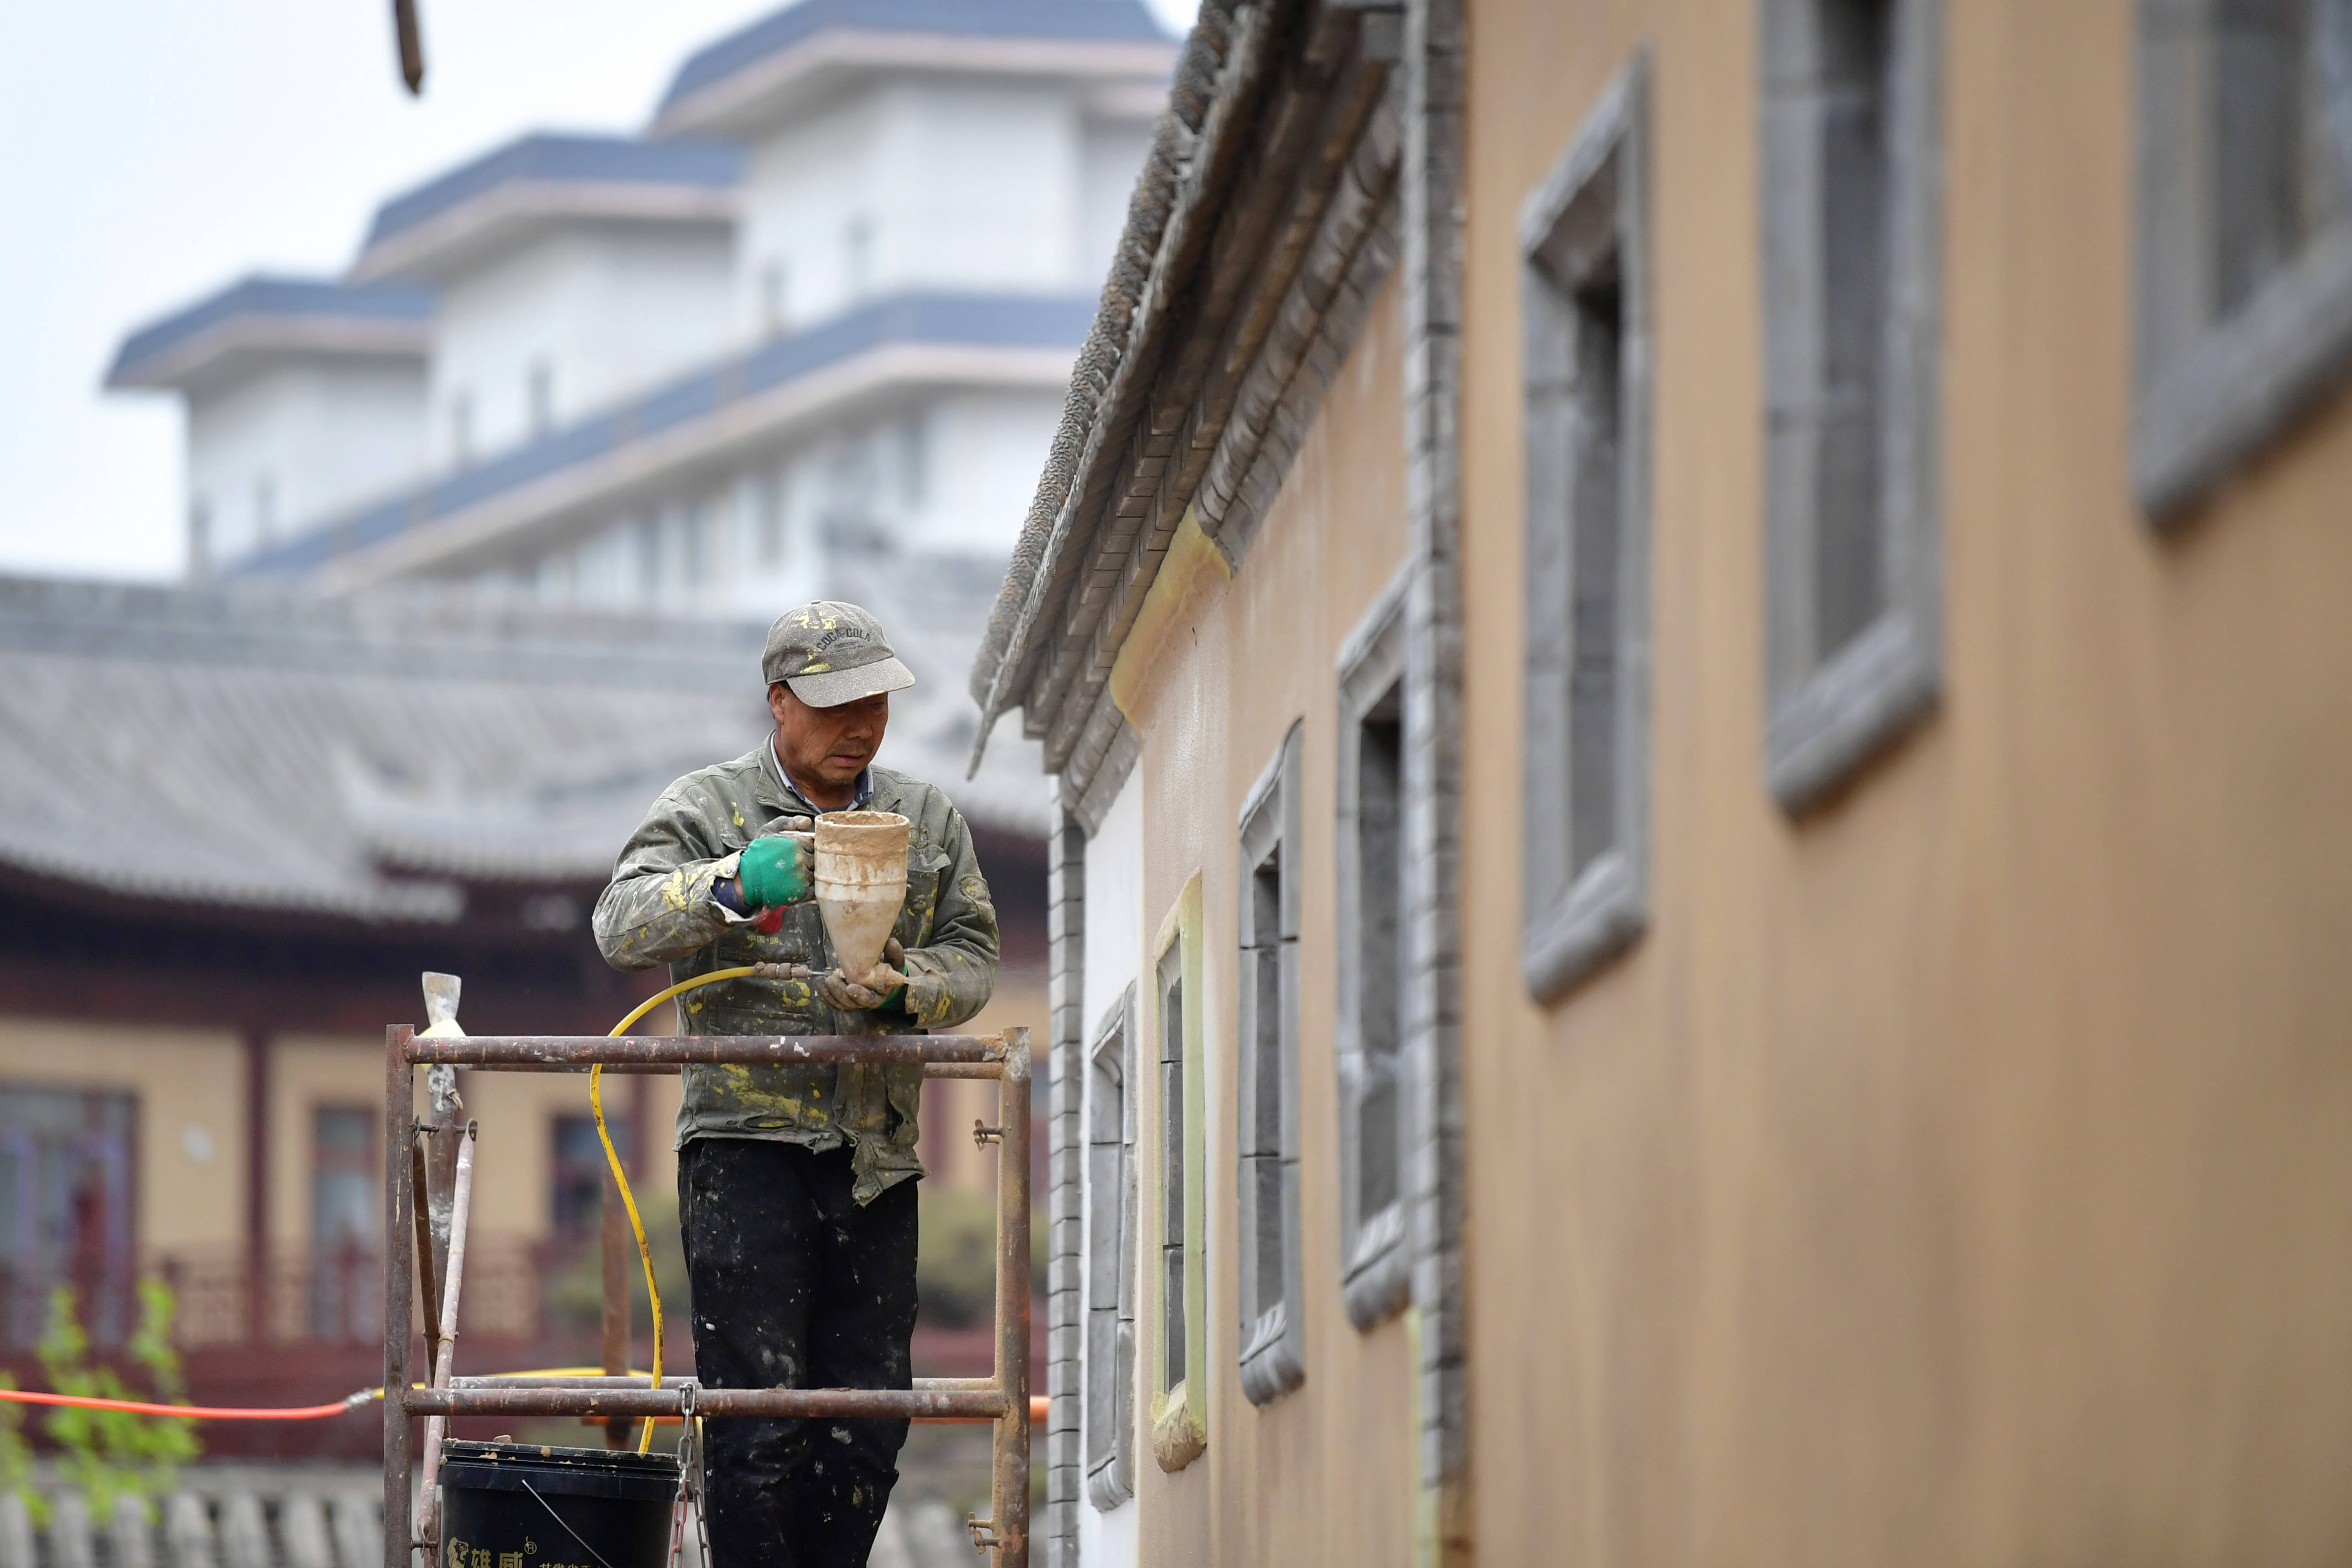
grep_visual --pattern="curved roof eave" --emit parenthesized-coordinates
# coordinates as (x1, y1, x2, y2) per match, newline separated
(653, 5, 1176, 139)
(107, 276, 434, 392)
(348, 180, 739, 285)
(350, 132, 743, 283)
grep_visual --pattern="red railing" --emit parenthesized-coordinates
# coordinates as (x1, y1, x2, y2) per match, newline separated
(154, 1238, 587, 1351)
(0, 1239, 593, 1354)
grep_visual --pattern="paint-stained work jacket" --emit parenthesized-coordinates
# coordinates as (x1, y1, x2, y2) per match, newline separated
(592, 745, 999, 1202)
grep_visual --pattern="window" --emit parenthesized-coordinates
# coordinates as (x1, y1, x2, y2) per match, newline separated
(899, 418, 927, 512)
(1236, 723, 1304, 1404)
(1760, 0, 1943, 814)
(1084, 987, 1138, 1510)
(527, 359, 555, 439)
(844, 217, 876, 302)
(311, 1107, 374, 1250)
(1158, 943, 1185, 1394)
(636, 517, 664, 598)
(450, 390, 475, 467)
(1148, 877, 1204, 1471)
(756, 470, 788, 566)
(2136, 0, 2352, 519)
(252, 475, 278, 547)
(310, 1106, 374, 1339)
(1335, 572, 1410, 1327)
(0, 1089, 135, 1346)
(759, 259, 791, 338)
(683, 502, 713, 587)
(1520, 50, 1654, 1001)
(551, 1115, 628, 1239)
(188, 497, 212, 579)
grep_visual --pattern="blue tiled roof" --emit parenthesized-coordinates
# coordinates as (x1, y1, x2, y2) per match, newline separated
(659, 0, 1171, 115)
(228, 290, 1095, 578)
(108, 275, 434, 386)
(363, 133, 743, 251)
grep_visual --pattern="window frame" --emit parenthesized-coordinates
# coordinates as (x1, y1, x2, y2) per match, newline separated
(1236, 723, 1306, 1405)
(1519, 48, 1656, 1002)
(2134, 0, 2352, 521)
(1334, 568, 1412, 1329)
(1084, 984, 1139, 1510)
(1759, 0, 1945, 814)
(1147, 874, 1206, 1472)
(311, 1104, 378, 1250)
(549, 1112, 628, 1242)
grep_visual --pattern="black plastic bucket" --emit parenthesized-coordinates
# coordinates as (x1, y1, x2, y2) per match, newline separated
(439, 1441, 681, 1568)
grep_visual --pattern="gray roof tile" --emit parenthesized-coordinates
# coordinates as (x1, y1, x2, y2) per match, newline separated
(0, 570, 1044, 921)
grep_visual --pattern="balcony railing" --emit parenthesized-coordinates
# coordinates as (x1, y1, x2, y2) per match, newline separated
(0, 1238, 588, 1355)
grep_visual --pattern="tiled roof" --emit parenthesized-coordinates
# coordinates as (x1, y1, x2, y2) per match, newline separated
(969, 0, 1233, 732)
(226, 290, 1094, 580)
(0, 572, 1045, 921)
(360, 133, 743, 252)
(106, 276, 434, 389)
(659, 0, 1171, 116)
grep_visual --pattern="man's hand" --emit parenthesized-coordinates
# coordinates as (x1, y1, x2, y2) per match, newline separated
(818, 939, 907, 1010)
(738, 832, 814, 908)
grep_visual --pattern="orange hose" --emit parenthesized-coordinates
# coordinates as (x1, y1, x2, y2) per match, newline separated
(0, 1386, 365, 1421)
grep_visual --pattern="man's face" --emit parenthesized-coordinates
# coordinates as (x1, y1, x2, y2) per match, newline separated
(770, 682, 889, 796)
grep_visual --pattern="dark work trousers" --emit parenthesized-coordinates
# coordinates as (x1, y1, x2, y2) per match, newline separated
(679, 1139, 919, 1568)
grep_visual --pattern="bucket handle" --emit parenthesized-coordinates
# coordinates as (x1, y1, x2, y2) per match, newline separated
(514, 1474, 621, 1568)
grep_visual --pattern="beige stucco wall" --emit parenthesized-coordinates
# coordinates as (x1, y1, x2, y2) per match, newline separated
(1112, 278, 1419, 1565)
(0, 1019, 245, 1253)
(1454, 0, 2352, 1563)
(919, 967, 1048, 1193)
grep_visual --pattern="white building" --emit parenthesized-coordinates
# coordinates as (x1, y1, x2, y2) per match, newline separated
(104, 277, 434, 575)
(348, 134, 744, 475)
(109, 0, 1177, 620)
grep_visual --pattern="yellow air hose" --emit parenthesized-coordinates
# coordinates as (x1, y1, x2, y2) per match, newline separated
(594, 965, 760, 1452)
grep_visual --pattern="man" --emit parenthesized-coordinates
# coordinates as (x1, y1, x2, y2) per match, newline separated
(593, 602, 999, 1567)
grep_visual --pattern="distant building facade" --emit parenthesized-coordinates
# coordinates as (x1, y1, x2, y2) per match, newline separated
(0, 574, 1047, 1455)
(108, 0, 1176, 617)
(975, 0, 2352, 1565)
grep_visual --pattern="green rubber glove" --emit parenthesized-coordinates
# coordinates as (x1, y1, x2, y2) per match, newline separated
(737, 833, 812, 908)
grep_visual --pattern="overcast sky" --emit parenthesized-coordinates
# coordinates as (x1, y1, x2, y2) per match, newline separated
(0, 0, 1193, 582)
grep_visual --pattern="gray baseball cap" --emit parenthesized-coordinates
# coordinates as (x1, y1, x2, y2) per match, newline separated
(762, 601, 916, 708)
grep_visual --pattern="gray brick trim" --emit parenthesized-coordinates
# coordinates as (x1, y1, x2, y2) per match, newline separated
(1334, 561, 1413, 1330)
(1518, 48, 1654, 1004)
(1201, 97, 1408, 566)
(1403, 0, 1471, 1555)
(2133, 0, 2352, 521)
(1083, 983, 1140, 1511)
(1043, 804, 1086, 1568)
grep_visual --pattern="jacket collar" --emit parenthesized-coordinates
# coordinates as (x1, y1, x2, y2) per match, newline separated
(760, 735, 873, 816)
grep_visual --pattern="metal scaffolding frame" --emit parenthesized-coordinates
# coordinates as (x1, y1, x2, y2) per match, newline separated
(381, 1025, 1033, 1567)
